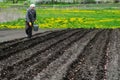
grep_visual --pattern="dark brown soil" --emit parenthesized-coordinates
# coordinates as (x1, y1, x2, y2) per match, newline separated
(0, 29, 119, 80)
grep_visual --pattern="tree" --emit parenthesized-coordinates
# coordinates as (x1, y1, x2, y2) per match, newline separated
(114, 0, 120, 3)
(51, 0, 55, 4)
(73, 0, 78, 3)
(12, 0, 18, 3)
(82, 0, 95, 4)
(95, 0, 101, 4)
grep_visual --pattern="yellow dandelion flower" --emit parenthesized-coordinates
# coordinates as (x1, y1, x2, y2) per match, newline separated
(63, 20, 68, 23)
(70, 18, 76, 22)
(99, 19, 114, 22)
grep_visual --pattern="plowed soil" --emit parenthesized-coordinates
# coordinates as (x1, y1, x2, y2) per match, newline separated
(0, 29, 120, 80)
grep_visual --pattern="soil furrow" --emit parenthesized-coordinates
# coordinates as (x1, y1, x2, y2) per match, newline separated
(0, 29, 70, 60)
(0, 31, 51, 48)
(105, 29, 120, 80)
(0, 29, 118, 80)
(63, 30, 110, 80)
(11, 29, 90, 80)
(0, 29, 79, 71)
(0, 29, 86, 79)
(95, 30, 111, 80)
(33, 30, 99, 80)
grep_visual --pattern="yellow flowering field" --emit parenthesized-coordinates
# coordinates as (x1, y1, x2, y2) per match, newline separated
(0, 9, 120, 29)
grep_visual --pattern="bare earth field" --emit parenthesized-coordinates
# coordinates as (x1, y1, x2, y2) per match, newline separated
(0, 28, 120, 80)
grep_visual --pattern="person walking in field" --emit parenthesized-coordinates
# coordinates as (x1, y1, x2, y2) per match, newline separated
(25, 4, 36, 38)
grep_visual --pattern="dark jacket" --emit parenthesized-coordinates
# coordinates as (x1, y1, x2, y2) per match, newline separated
(26, 8, 36, 23)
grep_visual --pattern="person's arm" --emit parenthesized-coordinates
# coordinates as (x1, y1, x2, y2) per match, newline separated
(26, 10, 30, 22)
(26, 9, 32, 26)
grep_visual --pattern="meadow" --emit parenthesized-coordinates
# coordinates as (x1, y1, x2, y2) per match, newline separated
(0, 4, 120, 29)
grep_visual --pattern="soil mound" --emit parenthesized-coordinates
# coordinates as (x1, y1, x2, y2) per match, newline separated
(0, 29, 119, 80)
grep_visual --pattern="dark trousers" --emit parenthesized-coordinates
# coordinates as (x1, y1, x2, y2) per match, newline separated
(25, 21, 33, 38)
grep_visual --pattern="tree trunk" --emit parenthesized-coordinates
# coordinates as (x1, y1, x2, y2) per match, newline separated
(16, 0, 18, 3)
(52, 0, 54, 4)
(13, 0, 18, 4)
(13, 0, 15, 3)
(114, 0, 119, 3)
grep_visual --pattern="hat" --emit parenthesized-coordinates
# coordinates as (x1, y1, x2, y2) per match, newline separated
(30, 4, 35, 8)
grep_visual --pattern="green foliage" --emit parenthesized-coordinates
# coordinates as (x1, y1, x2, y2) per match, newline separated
(1, 8, 120, 29)
(0, 3, 120, 29)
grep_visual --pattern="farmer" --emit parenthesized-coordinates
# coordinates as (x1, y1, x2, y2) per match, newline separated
(25, 4, 36, 38)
